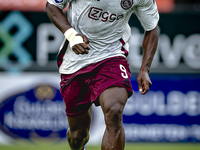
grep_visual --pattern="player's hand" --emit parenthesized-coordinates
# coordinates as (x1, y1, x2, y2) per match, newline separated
(64, 28, 90, 55)
(72, 34, 90, 55)
(137, 71, 152, 95)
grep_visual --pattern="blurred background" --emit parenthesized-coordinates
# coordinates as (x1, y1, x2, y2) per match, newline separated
(0, 0, 200, 149)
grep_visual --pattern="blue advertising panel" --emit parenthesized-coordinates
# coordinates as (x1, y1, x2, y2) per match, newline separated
(0, 74, 199, 143)
(123, 74, 200, 142)
(0, 74, 105, 145)
(0, 84, 68, 139)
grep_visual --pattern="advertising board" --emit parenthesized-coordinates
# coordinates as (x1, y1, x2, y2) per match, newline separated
(0, 11, 199, 73)
(0, 73, 199, 143)
(0, 73, 105, 144)
(124, 74, 200, 142)
(0, 0, 174, 13)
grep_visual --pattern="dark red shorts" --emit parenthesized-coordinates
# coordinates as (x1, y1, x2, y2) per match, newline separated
(60, 56, 133, 117)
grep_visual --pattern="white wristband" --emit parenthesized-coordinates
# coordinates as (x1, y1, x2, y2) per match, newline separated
(64, 28, 84, 48)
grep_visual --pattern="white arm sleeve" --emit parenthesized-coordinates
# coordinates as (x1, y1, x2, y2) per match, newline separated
(134, 0, 159, 31)
(47, 0, 69, 9)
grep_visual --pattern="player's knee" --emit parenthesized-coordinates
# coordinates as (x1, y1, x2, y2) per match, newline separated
(104, 102, 124, 130)
(67, 129, 89, 149)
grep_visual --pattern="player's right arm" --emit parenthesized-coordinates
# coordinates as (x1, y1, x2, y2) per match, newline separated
(46, 1, 90, 54)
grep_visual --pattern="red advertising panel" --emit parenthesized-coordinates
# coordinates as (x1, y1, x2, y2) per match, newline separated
(156, 0, 175, 13)
(0, 0, 174, 13)
(0, 0, 68, 12)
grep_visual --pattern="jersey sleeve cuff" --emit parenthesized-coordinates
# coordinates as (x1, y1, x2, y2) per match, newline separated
(47, 0, 67, 10)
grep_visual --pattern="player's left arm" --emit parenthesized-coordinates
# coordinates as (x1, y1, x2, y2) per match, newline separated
(133, 0, 159, 94)
(137, 25, 158, 95)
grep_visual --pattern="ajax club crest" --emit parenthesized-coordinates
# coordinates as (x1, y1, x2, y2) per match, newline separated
(121, 0, 133, 10)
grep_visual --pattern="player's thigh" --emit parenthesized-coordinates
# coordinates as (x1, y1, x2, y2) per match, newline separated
(98, 87, 128, 116)
(67, 107, 92, 132)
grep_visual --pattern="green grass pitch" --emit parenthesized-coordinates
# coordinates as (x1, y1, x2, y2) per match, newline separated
(0, 140, 200, 150)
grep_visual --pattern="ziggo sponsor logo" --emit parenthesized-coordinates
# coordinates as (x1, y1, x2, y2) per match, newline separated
(88, 7, 124, 22)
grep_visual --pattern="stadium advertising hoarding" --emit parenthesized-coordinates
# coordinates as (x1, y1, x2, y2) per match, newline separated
(0, 73, 199, 143)
(0, 0, 174, 13)
(125, 74, 200, 142)
(0, 11, 200, 73)
(0, 73, 105, 144)
(0, 84, 68, 139)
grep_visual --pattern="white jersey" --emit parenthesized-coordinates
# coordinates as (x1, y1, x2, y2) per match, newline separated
(47, 0, 159, 74)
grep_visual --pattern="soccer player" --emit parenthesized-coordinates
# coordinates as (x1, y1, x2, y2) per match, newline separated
(46, 0, 159, 149)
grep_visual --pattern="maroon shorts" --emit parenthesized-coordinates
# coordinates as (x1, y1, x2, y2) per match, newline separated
(60, 56, 133, 117)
